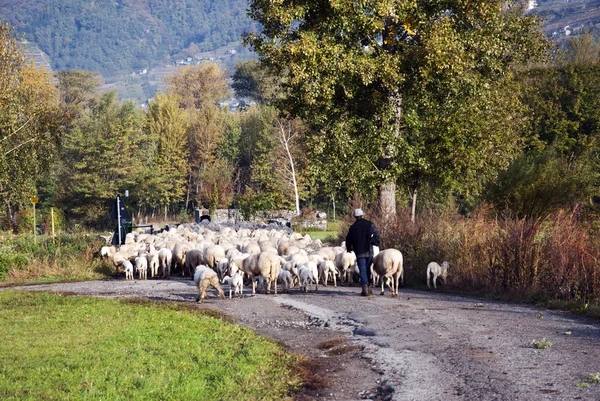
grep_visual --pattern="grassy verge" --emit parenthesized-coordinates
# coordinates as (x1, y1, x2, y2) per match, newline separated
(0, 290, 301, 400)
(299, 221, 343, 244)
(0, 234, 111, 286)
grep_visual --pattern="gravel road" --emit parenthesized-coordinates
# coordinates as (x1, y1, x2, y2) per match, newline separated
(6, 278, 600, 401)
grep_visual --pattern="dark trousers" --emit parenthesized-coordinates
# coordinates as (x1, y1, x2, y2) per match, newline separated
(357, 257, 373, 285)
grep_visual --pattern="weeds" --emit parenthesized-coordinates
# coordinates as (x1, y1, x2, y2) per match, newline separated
(587, 372, 600, 384)
(531, 338, 552, 349)
(0, 233, 107, 284)
(365, 207, 600, 308)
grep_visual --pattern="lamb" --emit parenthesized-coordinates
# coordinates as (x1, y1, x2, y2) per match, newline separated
(193, 265, 226, 303)
(123, 260, 134, 281)
(100, 245, 116, 259)
(298, 261, 319, 291)
(318, 259, 338, 287)
(158, 248, 173, 277)
(277, 269, 294, 293)
(335, 251, 357, 286)
(135, 256, 148, 280)
(298, 264, 317, 292)
(372, 248, 403, 296)
(172, 242, 190, 276)
(427, 261, 449, 289)
(146, 245, 159, 278)
(221, 271, 245, 299)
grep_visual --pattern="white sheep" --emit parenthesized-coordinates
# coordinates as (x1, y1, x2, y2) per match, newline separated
(298, 265, 317, 292)
(123, 260, 134, 281)
(204, 244, 226, 269)
(158, 248, 173, 277)
(335, 251, 357, 286)
(221, 271, 245, 299)
(216, 257, 229, 280)
(298, 261, 319, 291)
(193, 265, 226, 303)
(372, 248, 403, 296)
(318, 259, 338, 287)
(277, 269, 294, 293)
(242, 251, 281, 295)
(100, 245, 116, 259)
(135, 256, 148, 280)
(427, 261, 449, 289)
(146, 245, 159, 278)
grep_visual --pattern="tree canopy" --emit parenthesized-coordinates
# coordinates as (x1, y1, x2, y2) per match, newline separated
(245, 0, 550, 218)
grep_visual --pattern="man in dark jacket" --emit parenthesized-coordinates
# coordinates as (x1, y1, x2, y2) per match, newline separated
(345, 208, 380, 296)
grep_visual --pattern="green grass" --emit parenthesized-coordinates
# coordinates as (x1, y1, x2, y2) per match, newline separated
(0, 291, 301, 400)
(300, 220, 343, 244)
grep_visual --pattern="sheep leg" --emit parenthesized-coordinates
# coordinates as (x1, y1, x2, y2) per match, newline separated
(210, 276, 226, 299)
(266, 278, 271, 295)
(198, 280, 211, 303)
(332, 270, 337, 288)
(433, 274, 437, 289)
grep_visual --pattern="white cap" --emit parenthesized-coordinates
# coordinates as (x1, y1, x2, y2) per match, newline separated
(354, 208, 364, 217)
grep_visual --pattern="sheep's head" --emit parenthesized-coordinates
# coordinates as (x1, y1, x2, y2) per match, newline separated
(441, 261, 450, 279)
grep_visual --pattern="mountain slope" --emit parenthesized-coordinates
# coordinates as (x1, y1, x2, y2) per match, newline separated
(0, 0, 252, 76)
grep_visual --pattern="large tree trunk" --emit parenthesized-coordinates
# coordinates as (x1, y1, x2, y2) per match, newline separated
(377, 90, 402, 219)
(379, 182, 396, 218)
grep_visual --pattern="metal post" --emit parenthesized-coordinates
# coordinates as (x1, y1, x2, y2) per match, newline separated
(33, 202, 36, 243)
(117, 196, 122, 246)
(51, 207, 55, 237)
(332, 196, 336, 221)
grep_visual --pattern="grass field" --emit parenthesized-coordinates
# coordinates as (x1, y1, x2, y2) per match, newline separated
(0, 291, 301, 400)
(298, 220, 343, 244)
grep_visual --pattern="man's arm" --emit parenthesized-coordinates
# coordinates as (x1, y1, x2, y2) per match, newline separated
(370, 223, 380, 247)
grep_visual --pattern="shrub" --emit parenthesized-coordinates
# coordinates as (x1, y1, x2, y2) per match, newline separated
(365, 205, 600, 305)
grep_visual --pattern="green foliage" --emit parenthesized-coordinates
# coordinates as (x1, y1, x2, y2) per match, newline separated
(531, 338, 552, 349)
(0, 0, 253, 76)
(588, 372, 600, 384)
(55, 91, 147, 226)
(0, 233, 104, 282)
(235, 190, 278, 221)
(486, 147, 598, 219)
(0, 250, 28, 280)
(232, 59, 282, 103)
(143, 92, 189, 212)
(245, 0, 550, 213)
(0, 22, 62, 225)
(488, 64, 600, 217)
(0, 291, 301, 400)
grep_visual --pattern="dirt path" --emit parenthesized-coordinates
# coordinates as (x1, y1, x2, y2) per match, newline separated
(6, 278, 600, 400)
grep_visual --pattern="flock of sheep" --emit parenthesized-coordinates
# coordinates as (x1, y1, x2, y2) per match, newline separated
(101, 222, 449, 302)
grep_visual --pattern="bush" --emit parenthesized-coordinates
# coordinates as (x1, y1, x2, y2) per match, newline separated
(368, 206, 600, 305)
(0, 233, 106, 282)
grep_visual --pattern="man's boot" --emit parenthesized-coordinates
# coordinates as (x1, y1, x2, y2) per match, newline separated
(367, 284, 373, 296)
(360, 285, 369, 296)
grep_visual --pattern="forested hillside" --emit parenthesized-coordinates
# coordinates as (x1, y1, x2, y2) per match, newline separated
(0, 0, 252, 76)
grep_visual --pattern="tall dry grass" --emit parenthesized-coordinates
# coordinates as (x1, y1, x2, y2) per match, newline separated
(358, 206, 600, 305)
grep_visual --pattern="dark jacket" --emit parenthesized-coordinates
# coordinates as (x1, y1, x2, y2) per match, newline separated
(345, 217, 380, 258)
